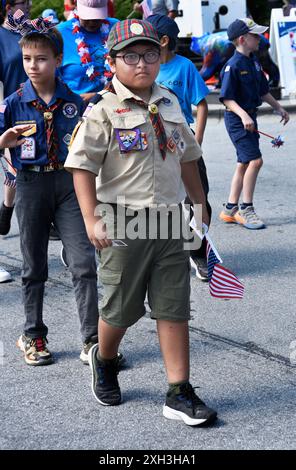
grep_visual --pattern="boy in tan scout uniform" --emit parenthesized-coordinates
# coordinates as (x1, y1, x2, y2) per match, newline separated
(65, 19, 217, 426)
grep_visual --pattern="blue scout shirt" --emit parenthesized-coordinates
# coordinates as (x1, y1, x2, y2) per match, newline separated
(0, 78, 83, 170)
(219, 50, 269, 111)
(156, 54, 209, 124)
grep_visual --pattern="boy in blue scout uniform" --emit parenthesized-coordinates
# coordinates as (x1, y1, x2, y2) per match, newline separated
(219, 18, 289, 230)
(147, 14, 211, 282)
(65, 19, 217, 426)
(0, 11, 99, 366)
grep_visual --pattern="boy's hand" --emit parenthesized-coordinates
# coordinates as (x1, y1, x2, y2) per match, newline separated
(80, 92, 97, 103)
(241, 113, 255, 132)
(85, 216, 112, 250)
(278, 107, 289, 125)
(0, 124, 32, 149)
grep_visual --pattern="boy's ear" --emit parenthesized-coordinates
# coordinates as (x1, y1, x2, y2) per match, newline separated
(56, 54, 63, 68)
(107, 56, 116, 73)
(160, 35, 170, 48)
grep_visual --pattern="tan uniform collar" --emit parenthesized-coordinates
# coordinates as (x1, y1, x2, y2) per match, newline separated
(112, 75, 164, 105)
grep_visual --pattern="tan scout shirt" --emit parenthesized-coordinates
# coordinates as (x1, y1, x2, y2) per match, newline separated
(64, 75, 202, 210)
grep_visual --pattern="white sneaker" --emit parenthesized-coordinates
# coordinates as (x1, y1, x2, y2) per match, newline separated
(0, 267, 11, 283)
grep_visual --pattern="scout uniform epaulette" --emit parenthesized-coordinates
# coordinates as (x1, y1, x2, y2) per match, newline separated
(69, 90, 109, 149)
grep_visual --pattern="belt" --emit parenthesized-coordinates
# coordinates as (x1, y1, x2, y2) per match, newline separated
(24, 163, 64, 173)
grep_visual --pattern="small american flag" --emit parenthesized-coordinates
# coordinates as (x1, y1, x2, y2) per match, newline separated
(141, 0, 153, 19)
(206, 239, 244, 299)
(0, 157, 16, 188)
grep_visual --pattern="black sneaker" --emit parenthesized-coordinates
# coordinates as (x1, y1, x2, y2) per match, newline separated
(88, 343, 121, 406)
(17, 334, 54, 366)
(0, 202, 14, 235)
(190, 256, 209, 282)
(80, 336, 126, 367)
(163, 382, 217, 426)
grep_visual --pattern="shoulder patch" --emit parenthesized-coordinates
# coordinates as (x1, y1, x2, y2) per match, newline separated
(225, 65, 231, 72)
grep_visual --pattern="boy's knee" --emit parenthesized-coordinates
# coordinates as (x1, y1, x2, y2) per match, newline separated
(251, 158, 263, 169)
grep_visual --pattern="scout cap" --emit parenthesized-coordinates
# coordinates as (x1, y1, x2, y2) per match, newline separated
(227, 18, 268, 41)
(77, 0, 108, 20)
(147, 14, 180, 40)
(107, 19, 161, 52)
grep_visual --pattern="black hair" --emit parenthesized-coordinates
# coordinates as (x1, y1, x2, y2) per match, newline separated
(19, 28, 63, 56)
(0, 0, 15, 25)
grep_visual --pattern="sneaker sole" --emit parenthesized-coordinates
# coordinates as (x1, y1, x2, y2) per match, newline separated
(219, 213, 237, 224)
(17, 338, 54, 366)
(0, 273, 12, 283)
(88, 344, 122, 406)
(163, 405, 217, 426)
(234, 216, 265, 230)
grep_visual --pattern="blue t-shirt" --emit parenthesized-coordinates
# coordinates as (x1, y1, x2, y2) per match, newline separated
(0, 79, 83, 169)
(219, 51, 269, 110)
(156, 54, 209, 124)
(0, 27, 27, 98)
(58, 17, 118, 94)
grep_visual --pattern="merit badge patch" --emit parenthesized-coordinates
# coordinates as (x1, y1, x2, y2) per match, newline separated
(115, 129, 141, 152)
(63, 133, 72, 146)
(21, 137, 36, 160)
(63, 103, 78, 119)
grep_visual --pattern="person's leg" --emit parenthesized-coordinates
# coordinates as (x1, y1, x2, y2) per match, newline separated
(53, 171, 98, 346)
(0, 185, 16, 235)
(98, 318, 126, 360)
(242, 157, 263, 203)
(15, 170, 53, 365)
(4, 184, 16, 207)
(157, 320, 189, 384)
(228, 162, 248, 204)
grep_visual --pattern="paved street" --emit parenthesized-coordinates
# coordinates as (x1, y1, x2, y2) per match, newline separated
(0, 111, 296, 450)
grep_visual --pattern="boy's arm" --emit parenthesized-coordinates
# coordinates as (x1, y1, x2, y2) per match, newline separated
(195, 98, 208, 145)
(223, 99, 255, 132)
(72, 169, 112, 250)
(261, 93, 289, 125)
(0, 124, 32, 149)
(181, 160, 209, 227)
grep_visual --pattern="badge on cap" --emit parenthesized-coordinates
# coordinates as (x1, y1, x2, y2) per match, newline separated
(130, 23, 144, 35)
(63, 103, 78, 119)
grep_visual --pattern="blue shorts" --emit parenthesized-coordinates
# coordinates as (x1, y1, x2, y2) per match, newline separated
(224, 111, 262, 164)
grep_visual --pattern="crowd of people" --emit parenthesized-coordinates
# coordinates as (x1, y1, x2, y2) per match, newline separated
(0, 0, 290, 427)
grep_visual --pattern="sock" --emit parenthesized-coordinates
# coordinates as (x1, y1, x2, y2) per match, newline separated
(96, 350, 117, 364)
(168, 380, 189, 394)
(240, 202, 253, 210)
(226, 202, 238, 210)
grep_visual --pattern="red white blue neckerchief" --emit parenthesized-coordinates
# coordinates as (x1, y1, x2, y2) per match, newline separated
(72, 14, 113, 83)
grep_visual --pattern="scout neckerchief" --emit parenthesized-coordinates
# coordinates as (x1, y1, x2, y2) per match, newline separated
(30, 99, 63, 169)
(106, 82, 167, 160)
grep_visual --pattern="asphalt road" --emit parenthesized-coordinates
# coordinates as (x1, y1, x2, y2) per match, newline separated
(0, 112, 296, 451)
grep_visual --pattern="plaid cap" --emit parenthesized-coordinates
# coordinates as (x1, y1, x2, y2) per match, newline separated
(107, 19, 161, 52)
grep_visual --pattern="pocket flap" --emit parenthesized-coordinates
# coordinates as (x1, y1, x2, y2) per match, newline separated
(99, 270, 122, 285)
(110, 114, 147, 129)
(160, 110, 186, 124)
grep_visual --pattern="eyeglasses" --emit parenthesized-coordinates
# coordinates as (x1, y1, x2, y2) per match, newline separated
(115, 51, 160, 65)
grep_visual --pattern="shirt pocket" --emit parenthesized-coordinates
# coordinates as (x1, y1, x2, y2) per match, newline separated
(110, 114, 148, 156)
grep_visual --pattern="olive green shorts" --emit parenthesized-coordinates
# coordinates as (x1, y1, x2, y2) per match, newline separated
(98, 207, 191, 328)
